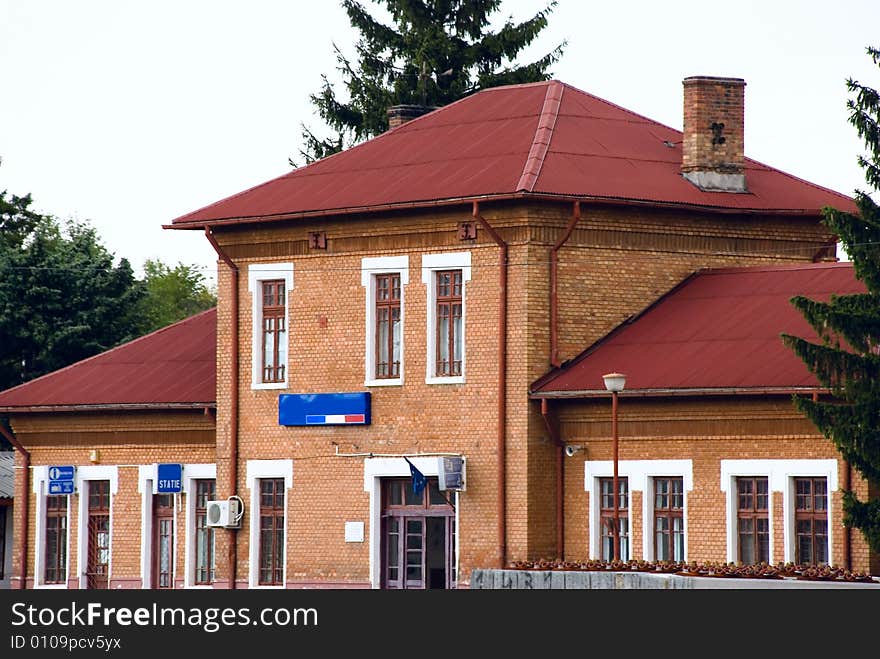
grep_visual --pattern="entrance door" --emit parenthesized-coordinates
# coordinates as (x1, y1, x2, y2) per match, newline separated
(86, 480, 110, 589)
(152, 494, 175, 589)
(381, 478, 455, 589)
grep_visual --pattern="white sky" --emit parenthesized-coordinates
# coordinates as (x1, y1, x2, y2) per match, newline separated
(1, 0, 878, 286)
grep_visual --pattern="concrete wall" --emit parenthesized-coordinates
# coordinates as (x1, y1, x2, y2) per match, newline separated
(470, 568, 880, 589)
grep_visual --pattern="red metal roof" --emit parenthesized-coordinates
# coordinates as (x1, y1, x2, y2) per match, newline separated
(0, 309, 216, 411)
(170, 80, 856, 227)
(531, 263, 866, 396)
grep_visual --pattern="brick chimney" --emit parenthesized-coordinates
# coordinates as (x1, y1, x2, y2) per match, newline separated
(681, 76, 747, 192)
(387, 104, 435, 129)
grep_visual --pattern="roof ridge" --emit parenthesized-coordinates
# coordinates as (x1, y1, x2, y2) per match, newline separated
(0, 308, 216, 400)
(516, 81, 564, 192)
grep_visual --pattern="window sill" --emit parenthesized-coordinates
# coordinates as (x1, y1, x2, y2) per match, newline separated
(251, 382, 287, 391)
(35, 583, 68, 589)
(425, 375, 465, 385)
(365, 378, 403, 387)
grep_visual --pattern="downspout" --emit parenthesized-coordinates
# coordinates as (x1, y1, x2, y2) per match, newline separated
(0, 423, 29, 589)
(472, 201, 508, 568)
(550, 202, 581, 368)
(204, 227, 239, 590)
(540, 399, 564, 560)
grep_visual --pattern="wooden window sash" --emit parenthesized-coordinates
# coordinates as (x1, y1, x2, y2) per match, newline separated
(736, 477, 769, 564)
(794, 477, 828, 565)
(258, 478, 285, 585)
(435, 270, 463, 377)
(261, 280, 286, 383)
(44, 495, 68, 584)
(375, 273, 401, 379)
(653, 477, 684, 561)
(599, 477, 629, 560)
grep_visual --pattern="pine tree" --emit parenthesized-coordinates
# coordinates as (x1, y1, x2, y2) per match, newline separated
(295, 0, 564, 164)
(782, 46, 880, 554)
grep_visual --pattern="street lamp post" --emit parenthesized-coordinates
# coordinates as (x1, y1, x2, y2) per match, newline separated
(602, 372, 626, 561)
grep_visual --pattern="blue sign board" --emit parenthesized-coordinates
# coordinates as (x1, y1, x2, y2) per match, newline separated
(157, 463, 183, 493)
(48, 480, 75, 495)
(279, 392, 371, 427)
(48, 465, 75, 482)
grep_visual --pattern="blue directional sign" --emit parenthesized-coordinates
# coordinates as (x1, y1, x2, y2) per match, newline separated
(48, 481, 75, 495)
(156, 463, 183, 493)
(48, 465, 75, 482)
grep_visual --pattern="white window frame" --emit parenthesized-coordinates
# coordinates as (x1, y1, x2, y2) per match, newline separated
(75, 466, 118, 590)
(246, 459, 293, 589)
(362, 256, 409, 387)
(31, 466, 72, 589)
(363, 457, 460, 589)
(422, 252, 471, 385)
(585, 459, 693, 561)
(720, 459, 837, 564)
(248, 262, 294, 390)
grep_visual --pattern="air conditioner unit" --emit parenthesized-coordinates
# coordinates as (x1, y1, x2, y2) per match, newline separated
(206, 498, 241, 528)
(438, 456, 466, 491)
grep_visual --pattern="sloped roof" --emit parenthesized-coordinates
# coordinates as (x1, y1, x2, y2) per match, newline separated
(170, 80, 856, 228)
(0, 309, 216, 411)
(0, 453, 13, 499)
(531, 262, 866, 397)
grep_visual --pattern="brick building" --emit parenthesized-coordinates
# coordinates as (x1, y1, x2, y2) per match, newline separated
(1, 76, 875, 588)
(0, 310, 216, 589)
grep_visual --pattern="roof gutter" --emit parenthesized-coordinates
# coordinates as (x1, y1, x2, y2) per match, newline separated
(472, 201, 509, 569)
(0, 403, 216, 414)
(204, 227, 240, 590)
(164, 191, 829, 231)
(531, 386, 827, 399)
(0, 422, 29, 589)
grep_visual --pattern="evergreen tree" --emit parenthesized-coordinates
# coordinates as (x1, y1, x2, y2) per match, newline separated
(782, 46, 880, 554)
(296, 0, 564, 164)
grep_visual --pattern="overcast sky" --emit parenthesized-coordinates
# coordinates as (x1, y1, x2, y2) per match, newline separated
(1, 0, 878, 286)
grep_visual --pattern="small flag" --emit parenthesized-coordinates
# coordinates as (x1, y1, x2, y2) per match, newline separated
(404, 457, 427, 496)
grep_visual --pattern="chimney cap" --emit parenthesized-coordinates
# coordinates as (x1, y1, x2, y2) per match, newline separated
(683, 76, 746, 86)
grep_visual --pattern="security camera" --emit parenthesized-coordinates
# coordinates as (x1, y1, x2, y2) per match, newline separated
(564, 444, 582, 458)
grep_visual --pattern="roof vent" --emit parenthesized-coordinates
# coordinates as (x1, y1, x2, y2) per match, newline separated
(681, 76, 747, 192)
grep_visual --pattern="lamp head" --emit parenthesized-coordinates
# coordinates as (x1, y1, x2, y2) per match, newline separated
(602, 372, 626, 393)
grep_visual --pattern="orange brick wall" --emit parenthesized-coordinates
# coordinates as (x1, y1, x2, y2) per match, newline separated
(8, 410, 214, 589)
(551, 396, 873, 573)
